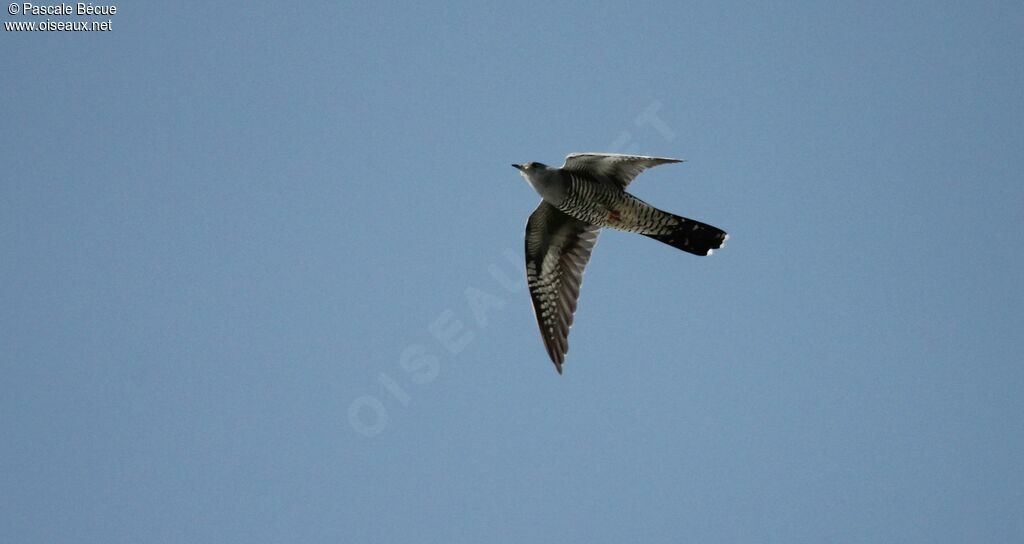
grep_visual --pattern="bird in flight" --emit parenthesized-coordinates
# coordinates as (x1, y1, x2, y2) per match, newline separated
(512, 153, 727, 374)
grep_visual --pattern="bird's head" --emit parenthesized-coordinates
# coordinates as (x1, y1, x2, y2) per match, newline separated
(512, 162, 553, 196)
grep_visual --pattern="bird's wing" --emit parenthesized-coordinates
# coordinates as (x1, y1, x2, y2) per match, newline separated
(562, 153, 683, 189)
(525, 201, 601, 374)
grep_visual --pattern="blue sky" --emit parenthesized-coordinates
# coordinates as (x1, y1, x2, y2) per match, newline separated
(2, 1, 1022, 542)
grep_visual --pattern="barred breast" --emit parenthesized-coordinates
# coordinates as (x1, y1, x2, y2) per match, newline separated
(557, 172, 679, 236)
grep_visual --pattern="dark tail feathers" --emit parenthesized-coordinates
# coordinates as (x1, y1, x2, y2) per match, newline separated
(644, 216, 728, 256)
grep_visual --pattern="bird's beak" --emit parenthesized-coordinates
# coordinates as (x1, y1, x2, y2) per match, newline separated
(511, 163, 524, 171)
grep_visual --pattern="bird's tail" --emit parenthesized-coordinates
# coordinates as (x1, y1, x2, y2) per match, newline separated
(643, 215, 728, 256)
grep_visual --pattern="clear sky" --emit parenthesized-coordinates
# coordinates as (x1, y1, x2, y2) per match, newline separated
(2, 2, 1022, 542)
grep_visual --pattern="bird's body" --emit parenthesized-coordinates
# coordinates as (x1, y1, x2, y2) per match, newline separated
(513, 153, 728, 373)
(552, 170, 684, 236)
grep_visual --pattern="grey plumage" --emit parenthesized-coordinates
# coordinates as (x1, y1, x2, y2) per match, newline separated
(513, 153, 728, 374)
